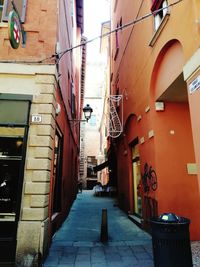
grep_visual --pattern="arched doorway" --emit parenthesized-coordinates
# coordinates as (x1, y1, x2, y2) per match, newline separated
(150, 40, 200, 239)
(123, 115, 143, 223)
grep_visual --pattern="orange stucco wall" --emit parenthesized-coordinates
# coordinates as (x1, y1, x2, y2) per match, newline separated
(185, 66, 200, 195)
(111, 0, 200, 239)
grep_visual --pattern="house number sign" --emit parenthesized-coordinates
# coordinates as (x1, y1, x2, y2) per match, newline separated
(31, 115, 42, 123)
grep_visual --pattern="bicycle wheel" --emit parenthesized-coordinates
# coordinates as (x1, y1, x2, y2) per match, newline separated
(149, 169, 157, 191)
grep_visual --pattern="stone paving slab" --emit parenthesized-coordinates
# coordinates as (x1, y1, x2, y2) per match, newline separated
(43, 190, 200, 267)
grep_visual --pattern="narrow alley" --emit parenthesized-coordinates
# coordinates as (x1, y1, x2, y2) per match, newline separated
(43, 190, 153, 267)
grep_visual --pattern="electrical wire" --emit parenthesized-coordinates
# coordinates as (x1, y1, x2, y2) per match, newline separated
(43, 0, 183, 63)
(3, 0, 183, 65)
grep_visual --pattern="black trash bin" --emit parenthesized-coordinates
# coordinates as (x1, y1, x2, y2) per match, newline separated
(151, 213, 193, 267)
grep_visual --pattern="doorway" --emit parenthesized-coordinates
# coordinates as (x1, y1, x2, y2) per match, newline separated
(132, 145, 142, 217)
(0, 97, 30, 261)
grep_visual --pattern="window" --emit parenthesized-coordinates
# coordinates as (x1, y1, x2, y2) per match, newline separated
(70, 81, 76, 119)
(114, 27, 119, 60)
(0, 99, 30, 125)
(1, 0, 27, 23)
(114, 17, 122, 61)
(68, 73, 76, 119)
(87, 156, 97, 178)
(0, 130, 24, 214)
(0, 0, 3, 21)
(53, 129, 63, 213)
(151, 0, 168, 31)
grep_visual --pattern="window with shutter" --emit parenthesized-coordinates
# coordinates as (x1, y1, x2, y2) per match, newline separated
(114, 29, 119, 61)
(71, 84, 76, 119)
(2, 0, 27, 23)
(151, 0, 168, 31)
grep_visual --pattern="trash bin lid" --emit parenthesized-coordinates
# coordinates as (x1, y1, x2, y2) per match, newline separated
(159, 213, 180, 223)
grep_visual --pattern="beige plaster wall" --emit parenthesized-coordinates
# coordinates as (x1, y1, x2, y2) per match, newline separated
(0, 63, 56, 265)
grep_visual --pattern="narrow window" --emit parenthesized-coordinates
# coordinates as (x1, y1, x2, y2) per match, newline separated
(53, 129, 63, 213)
(70, 80, 76, 119)
(151, 0, 168, 31)
(119, 17, 122, 30)
(114, 25, 119, 60)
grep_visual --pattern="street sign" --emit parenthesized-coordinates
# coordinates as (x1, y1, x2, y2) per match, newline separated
(8, 10, 21, 49)
(189, 76, 200, 94)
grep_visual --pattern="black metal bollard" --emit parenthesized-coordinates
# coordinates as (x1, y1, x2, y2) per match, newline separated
(100, 208, 108, 242)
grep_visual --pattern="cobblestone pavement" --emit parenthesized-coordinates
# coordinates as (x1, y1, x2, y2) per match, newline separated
(192, 241, 200, 266)
(43, 190, 200, 267)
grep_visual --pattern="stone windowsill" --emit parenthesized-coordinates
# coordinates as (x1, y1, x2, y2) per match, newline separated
(0, 22, 8, 28)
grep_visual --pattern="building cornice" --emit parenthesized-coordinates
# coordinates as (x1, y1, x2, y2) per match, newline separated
(0, 63, 56, 75)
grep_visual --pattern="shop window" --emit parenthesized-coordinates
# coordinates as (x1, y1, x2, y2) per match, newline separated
(0, 96, 30, 261)
(53, 130, 63, 213)
(0, 129, 24, 215)
(151, 0, 168, 31)
(0, 100, 31, 218)
(0, 100, 29, 125)
(1, 0, 27, 23)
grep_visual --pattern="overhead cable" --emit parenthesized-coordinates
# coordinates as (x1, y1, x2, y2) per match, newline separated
(9, 0, 182, 64)
(51, 0, 183, 63)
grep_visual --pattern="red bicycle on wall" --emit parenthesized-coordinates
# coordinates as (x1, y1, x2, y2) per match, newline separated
(142, 163, 158, 193)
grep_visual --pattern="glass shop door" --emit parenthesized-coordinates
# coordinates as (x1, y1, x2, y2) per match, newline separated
(132, 145, 142, 217)
(0, 98, 30, 262)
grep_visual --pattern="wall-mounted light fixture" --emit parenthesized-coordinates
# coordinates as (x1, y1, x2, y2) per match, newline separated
(56, 103, 61, 115)
(69, 104, 93, 123)
(155, 101, 165, 111)
(82, 104, 93, 122)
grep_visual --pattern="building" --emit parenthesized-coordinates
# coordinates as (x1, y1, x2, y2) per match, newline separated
(97, 21, 111, 187)
(110, 0, 200, 240)
(0, 0, 85, 265)
(79, 59, 106, 189)
(79, 35, 110, 189)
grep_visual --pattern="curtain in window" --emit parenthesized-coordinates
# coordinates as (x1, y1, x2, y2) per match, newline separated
(151, 0, 164, 12)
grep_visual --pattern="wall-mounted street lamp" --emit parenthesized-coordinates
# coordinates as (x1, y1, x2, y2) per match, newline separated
(82, 104, 93, 122)
(69, 104, 93, 123)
